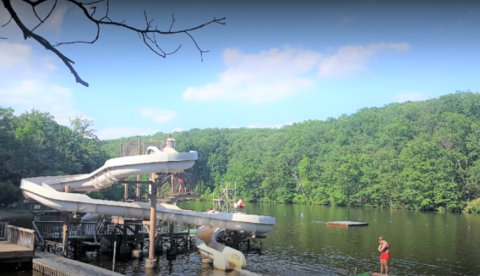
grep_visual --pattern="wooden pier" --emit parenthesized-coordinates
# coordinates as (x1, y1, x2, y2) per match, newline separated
(33, 252, 122, 276)
(327, 221, 369, 227)
(0, 224, 35, 264)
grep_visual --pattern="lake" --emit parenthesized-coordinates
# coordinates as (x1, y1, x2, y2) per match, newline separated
(7, 202, 480, 275)
(176, 202, 480, 276)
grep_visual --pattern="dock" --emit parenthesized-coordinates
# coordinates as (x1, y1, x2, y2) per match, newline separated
(0, 224, 35, 264)
(327, 221, 368, 227)
(33, 252, 122, 276)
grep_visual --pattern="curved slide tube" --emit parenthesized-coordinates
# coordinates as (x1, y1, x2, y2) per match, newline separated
(20, 148, 276, 235)
(195, 226, 247, 271)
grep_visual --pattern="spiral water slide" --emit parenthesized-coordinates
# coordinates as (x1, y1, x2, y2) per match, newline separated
(20, 147, 275, 270)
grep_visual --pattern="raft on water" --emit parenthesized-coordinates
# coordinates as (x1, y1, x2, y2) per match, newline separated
(327, 221, 368, 227)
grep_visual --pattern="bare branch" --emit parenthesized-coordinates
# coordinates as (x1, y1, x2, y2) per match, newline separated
(31, 2, 43, 22)
(214, 17, 226, 25)
(6, 0, 225, 87)
(169, 14, 175, 32)
(99, 0, 112, 22)
(53, 22, 100, 46)
(3, 0, 89, 86)
(90, 6, 96, 16)
(31, 0, 57, 32)
(66, 0, 226, 35)
(185, 31, 209, 62)
(2, 16, 12, 27)
(64, 0, 225, 60)
(141, 33, 166, 58)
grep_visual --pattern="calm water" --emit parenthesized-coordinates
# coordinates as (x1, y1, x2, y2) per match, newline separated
(4, 203, 480, 276)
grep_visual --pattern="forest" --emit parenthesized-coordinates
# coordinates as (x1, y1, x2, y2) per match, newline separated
(0, 109, 107, 204)
(2, 92, 480, 213)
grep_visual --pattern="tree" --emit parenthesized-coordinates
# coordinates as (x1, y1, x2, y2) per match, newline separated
(1, 0, 225, 87)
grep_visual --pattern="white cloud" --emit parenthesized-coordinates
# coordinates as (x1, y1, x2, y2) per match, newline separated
(394, 92, 429, 103)
(43, 2, 68, 34)
(0, 42, 83, 126)
(140, 108, 177, 123)
(183, 43, 409, 104)
(96, 127, 158, 140)
(0, 42, 32, 68)
(0, 79, 82, 125)
(318, 42, 409, 78)
(183, 46, 322, 104)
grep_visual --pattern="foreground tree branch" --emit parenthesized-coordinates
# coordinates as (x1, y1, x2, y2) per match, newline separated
(1, 0, 225, 87)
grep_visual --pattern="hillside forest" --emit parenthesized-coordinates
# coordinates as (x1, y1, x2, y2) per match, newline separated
(2, 92, 480, 213)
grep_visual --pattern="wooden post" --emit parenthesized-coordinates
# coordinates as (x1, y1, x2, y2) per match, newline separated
(136, 175, 141, 199)
(148, 177, 157, 262)
(171, 174, 174, 196)
(62, 185, 71, 257)
(124, 183, 128, 201)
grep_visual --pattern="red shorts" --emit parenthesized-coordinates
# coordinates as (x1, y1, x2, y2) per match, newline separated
(380, 252, 390, 260)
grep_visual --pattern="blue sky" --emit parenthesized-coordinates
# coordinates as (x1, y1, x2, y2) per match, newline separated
(1, 0, 479, 140)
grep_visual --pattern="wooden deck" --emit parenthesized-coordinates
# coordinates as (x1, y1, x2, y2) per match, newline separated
(0, 225, 35, 263)
(0, 241, 34, 258)
(327, 221, 369, 227)
(33, 252, 122, 276)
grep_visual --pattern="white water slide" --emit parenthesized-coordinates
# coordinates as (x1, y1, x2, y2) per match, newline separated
(20, 146, 275, 270)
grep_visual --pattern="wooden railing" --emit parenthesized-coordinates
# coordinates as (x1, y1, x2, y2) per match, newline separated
(33, 221, 98, 241)
(0, 221, 9, 240)
(6, 225, 35, 250)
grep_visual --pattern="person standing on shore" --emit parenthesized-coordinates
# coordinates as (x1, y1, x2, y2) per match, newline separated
(378, 236, 390, 275)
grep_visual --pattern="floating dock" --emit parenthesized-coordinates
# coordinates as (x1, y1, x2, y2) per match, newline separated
(327, 221, 368, 227)
(33, 252, 122, 276)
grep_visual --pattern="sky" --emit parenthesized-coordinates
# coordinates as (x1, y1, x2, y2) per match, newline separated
(0, 0, 479, 140)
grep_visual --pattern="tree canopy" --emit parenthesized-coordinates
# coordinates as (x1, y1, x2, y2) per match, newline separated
(101, 91, 480, 212)
(3, 92, 480, 213)
(0, 108, 106, 204)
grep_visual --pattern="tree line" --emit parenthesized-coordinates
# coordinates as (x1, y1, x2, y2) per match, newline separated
(102, 92, 480, 213)
(0, 108, 107, 204)
(2, 92, 480, 213)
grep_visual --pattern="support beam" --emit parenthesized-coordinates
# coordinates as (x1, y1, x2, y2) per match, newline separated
(145, 172, 157, 269)
(136, 175, 141, 199)
(124, 182, 128, 201)
(62, 185, 71, 258)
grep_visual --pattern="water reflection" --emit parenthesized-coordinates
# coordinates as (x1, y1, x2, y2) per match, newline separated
(18, 203, 480, 276)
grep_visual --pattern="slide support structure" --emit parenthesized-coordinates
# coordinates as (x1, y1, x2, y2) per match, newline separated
(62, 185, 71, 258)
(145, 177, 157, 269)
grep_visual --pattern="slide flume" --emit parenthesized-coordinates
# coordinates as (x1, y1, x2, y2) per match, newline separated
(20, 147, 275, 270)
(20, 147, 275, 234)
